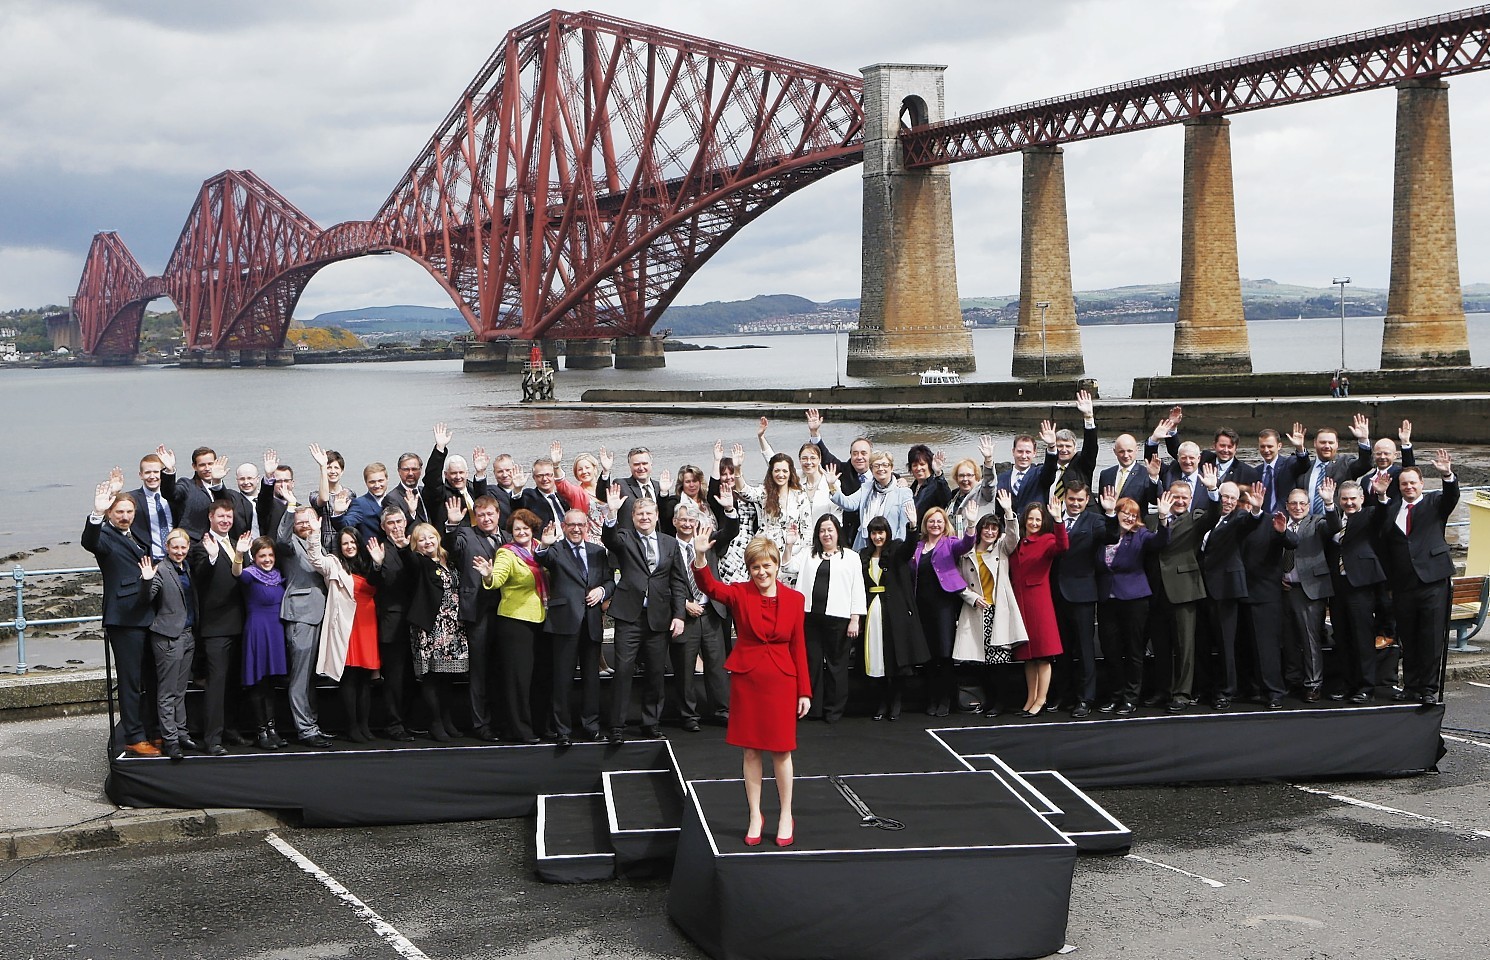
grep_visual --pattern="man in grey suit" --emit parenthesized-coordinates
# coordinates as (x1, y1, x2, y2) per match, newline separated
(1156, 464, 1221, 712)
(1280, 488, 1332, 701)
(601, 488, 689, 742)
(276, 505, 333, 747)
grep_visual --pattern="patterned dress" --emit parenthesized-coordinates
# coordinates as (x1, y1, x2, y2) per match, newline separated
(410, 564, 469, 675)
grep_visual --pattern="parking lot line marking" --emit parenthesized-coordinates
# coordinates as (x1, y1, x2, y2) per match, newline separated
(1467, 681, 1490, 689)
(1443, 733, 1490, 750)
(266, 832, 430, 960)
(1124, 853, 1225, 888)
(1290, 784, 1458, 827)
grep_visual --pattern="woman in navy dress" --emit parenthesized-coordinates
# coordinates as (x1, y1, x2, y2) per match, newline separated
(239, 535, 289, 750)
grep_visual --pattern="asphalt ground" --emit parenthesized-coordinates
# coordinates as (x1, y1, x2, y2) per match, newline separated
(1, 681, 1487, 960)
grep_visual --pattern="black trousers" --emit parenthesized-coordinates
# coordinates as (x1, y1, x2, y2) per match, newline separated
(1097, 598, 1148, 705)
(1203, 597, 1242, 699)
(1332, 582, 1380, 695)
(1240, 599, 1287, 701)
(198, 632, 243, 746)
(610, 619, 669, 730)
(670, 610, 730, 723)
(804, 612, 853, 722)
(107, 625, 153, 745)
(1056, 599, 1099, 705)
(464, 609, 497, 731)
(495, 615, 538, 740)
(376, 609, 413, 733)
(1394, 576, 1450, 698)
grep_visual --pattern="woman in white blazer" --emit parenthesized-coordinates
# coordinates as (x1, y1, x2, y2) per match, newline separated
(952, 498, 1027, 717)
(786, 514, 867, 722)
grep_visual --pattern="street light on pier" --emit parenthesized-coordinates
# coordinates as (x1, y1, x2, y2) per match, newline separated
(1332, 277, 1350, 371)
(1035, 301, 1051, 379)
(832, 315, 843, 388)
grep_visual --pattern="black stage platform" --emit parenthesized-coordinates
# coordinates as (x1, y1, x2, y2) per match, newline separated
(669, 773, 1078, 960)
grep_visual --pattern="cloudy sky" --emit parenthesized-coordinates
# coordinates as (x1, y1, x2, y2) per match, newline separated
(2, 0, 1486, 316)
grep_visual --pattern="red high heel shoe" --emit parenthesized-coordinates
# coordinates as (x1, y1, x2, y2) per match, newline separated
(744, 814, 764, 846)
(775, 818, 795, 847)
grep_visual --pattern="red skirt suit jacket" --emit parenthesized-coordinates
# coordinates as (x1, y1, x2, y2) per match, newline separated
(695, 565, 811, 752)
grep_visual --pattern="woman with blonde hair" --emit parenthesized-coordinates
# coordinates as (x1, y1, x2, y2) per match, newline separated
(405, 521, 469, 741)
(689, 533, 810, 847)
(473, 507, 548, 744)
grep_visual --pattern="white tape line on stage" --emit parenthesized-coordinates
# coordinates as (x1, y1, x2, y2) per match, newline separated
(266, 832, 430, 960)
(1124, 853, 1225, 888)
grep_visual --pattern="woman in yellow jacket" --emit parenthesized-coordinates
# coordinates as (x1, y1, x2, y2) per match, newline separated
(472, 508, 548, 744)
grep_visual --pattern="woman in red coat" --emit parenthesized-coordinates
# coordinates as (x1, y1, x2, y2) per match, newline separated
(692, 534, 811, 848)
(1008, 495, 1069, 717)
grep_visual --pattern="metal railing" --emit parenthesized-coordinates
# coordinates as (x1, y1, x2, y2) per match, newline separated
(3, 566, 103, 676)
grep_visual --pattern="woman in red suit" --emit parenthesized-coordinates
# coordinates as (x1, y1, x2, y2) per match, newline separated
(1008, 494, 1069, 717)
(691, 534, 811, 848)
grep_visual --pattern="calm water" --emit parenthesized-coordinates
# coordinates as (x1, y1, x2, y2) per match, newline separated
(3, 314, 1486, 563)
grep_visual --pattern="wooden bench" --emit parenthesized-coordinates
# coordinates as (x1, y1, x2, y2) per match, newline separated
(1449, 575, 1488, 652)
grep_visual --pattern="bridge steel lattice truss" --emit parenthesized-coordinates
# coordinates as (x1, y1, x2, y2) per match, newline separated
(75, 6, 1490, 356)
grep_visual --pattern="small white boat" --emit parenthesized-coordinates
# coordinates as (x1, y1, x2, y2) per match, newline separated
(919, 366, 960, 385)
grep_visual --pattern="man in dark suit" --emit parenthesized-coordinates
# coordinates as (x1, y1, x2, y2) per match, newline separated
(1051, 481, 1116, 717)
(1280, 488, 1332, 701)
(1159, 410, 1259, 487)
(276, 505, 333, 747)
(128, 448, 177, 560)
(519, 458, 573, 534)
(1198, 481, 1263, 709)
(188, 499, 248, 754)
(996, 434, 1057, 522)
(1046, 390, 1100, 499)
(421, 423, 487, 530)
(601, 489, 689, 742)
(389, 451, 429, 526)
(227, 462, 263, 541)
(538, 509, 615, 745)
(1349, 419, 1416, 499)
(337, 462, 393, 541)
(372, 506, 417, 740)
(84, 482, 158, 754)
(1322, 475, 1390, 702)
(488, 453, 524, 525)
(1252, 426, 1311, 516)
(171, 446, 228, 540)
(1155, 464, 1221, 711)
(1376, 451, 1459, 705)
(667, 502, 731, 731)
(443, 495, 508, 740)
(257, 451, 298, 538)
(1098, 434, 1155, 516)
(1296, 423, 1362, 516)
(1238, 496, 1297, 709)
(614, 447, 665, 530)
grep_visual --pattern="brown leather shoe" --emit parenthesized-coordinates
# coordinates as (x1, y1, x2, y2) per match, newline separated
(125, 741, 162, 757)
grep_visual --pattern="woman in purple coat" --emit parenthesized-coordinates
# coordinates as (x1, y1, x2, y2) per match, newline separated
(1096, 489, 1172, 715)
(239, 535, 290, 750)
(909, 506, 977, 716)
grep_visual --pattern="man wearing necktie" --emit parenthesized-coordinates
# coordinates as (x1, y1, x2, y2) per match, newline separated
(1322, 475, 1389, 703)
(537, 509, 614, 745)
(188, 500, 250, 753)
(1154, 464, 1221, 712)
(614, 447, 662, 529)
(127, 449, 177, 560)
(1198, 481, 1263, 710)
(84, 479, 159, 756)
(997, 434, 1057, 522)
(1296, 425, 1360, 516)
(519, 458, 572, 536)
(667, 503, 731, 732)
(1347, 418, 1415, 500)
(602, 488, 689, 742)
(420, 422, 488, 530)
(1279, 489, 1331, 701)
(1376, 451, 1458, 705)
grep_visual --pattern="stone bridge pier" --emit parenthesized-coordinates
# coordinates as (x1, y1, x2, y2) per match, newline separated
(848, 64, 974, 377)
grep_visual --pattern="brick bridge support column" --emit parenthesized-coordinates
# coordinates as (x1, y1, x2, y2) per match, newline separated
(1172, 116, 1251, 374)
(848, 63, 974, 377)
(1382, 80, 1471, 368)
(1012, 146, 1084, 378)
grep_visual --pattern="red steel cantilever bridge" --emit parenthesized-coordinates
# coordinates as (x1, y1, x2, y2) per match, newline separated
(74, 6, 1490, 358)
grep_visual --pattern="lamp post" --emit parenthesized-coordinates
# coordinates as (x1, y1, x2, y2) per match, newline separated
(1035, 301, 1051, 379)
(832, 315, 843, 388)
(1332, 277, 1350, 371)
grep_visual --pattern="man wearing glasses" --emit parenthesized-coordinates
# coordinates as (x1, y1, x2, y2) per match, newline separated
(538, 510, 614, 744)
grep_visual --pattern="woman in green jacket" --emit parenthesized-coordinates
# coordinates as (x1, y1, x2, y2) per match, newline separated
(473, 508, 548, 744)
